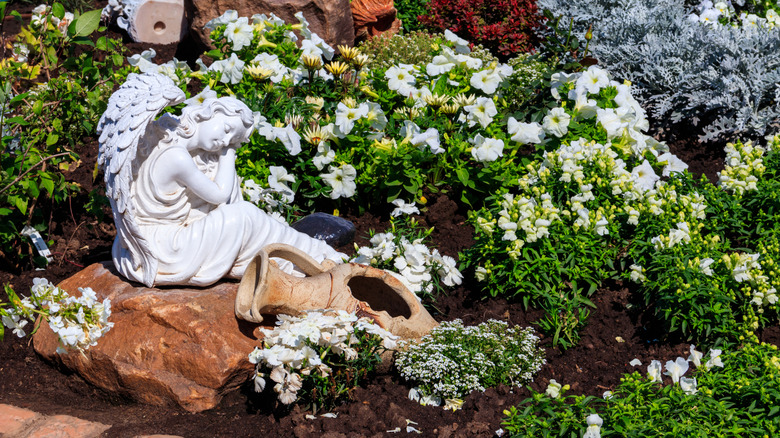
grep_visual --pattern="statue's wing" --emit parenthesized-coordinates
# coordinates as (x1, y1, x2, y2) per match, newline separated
(97, 73, 186, 286)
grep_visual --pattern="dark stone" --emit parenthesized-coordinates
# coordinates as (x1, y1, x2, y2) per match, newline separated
(292, 212, 355, 248)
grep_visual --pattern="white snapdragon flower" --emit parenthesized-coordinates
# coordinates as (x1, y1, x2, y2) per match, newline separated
(462, 97, 497, 129)
(698, 258, 715, 276)
(629, 264, 646, 283)
(688, 345, 704, 367)
(705, 349, 724, 369)
(225, 17, 254, 51)
(507, 118, 545, 144)
(680, 377, 698, 395)
(542, 107, 571, 138)
(470, 134, 504, 163)
(664, 357, 689, 384)
(433, 252, 463, 287)
(647, 360, 663, 382)
(545, 379, 563, 398)
(127, 49, 158, 73)
(321, 164, 357, 199)
(583, 414, 603, 438)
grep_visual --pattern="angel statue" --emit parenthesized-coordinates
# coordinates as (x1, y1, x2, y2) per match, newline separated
(97, 73, 346, 287)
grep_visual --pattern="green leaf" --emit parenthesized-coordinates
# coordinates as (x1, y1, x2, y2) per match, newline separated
(0, 208, 12, 216)
(73, 9, 102, 37)
(52, 2, 65, 19)
(112, 53, 124, 66)
(14, 197, 28, 214)
(46, 133, 59, 146)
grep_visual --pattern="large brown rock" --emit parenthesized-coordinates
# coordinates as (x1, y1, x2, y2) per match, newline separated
(32, 263, 266, 413)
(187, 0, 355, 50)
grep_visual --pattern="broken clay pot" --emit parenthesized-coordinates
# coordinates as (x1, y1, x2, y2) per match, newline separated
(235, 243, 438, 340)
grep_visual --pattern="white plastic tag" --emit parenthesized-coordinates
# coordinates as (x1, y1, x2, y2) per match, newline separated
(21, 225, 53, 263)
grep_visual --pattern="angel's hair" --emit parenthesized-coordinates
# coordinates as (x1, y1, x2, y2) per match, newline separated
(176, 97, 255, 143)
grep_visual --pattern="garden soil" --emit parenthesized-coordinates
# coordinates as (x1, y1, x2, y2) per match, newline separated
(2, 3, 779, 436)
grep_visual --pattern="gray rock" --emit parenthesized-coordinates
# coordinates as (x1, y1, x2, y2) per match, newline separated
(291, 212, 355, 248)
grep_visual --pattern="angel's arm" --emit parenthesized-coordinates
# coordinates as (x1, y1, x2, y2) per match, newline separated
(164, 147, 238, 205)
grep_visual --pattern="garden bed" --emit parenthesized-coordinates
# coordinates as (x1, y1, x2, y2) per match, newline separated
(2, 1, 780, 436)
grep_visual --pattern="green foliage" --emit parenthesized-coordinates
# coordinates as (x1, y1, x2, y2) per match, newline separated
(395, 319, 546, 401)
(359, 31, 444, 72)
(394, 0, 431, 33)
(0, 3, 127, 267)
(502, 343, 780, 437)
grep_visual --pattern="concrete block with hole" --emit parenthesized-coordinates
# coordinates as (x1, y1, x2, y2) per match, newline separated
(118, 0, 188, 44)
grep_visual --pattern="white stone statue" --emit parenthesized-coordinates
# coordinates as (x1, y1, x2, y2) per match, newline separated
(97, 73, 346, 287)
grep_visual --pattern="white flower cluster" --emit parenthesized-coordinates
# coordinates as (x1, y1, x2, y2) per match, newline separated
(717, 138, 776, 196)
(723, 252, 778, 307)
(128, 49, 191, 84)
(30, 4, 74, 36)
(395, 319, 545, 403)
(1, 278, 113, 354)
(248, 310, 397, 405)
(688, 0, 780, 29)
(651, 221, 693, 250)
(496, 192, 561, 256)
(351, 227, 462, 297)
(642, 345, 724, 395)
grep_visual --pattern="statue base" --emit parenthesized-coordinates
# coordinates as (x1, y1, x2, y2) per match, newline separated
(32, 263, 266, 413)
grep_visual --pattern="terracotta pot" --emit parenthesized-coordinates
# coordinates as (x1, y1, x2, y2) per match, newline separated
(235, 243, 438, 339)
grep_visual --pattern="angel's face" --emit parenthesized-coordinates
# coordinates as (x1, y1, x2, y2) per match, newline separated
(192, 114, 247, 153)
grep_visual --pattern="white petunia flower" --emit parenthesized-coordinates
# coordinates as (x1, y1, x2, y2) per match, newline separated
(470, 134, 504, 163)
(444, 29, 470, 53)
(225, 17, 254, 51)
(183, 86, 218, 106)
(542, 107, 571, 138)
(268, 166, 295, 203)
(470, 68, 503, 95)
(507, 118, 545, 144)
(463, 97, 497, 129)
(391, 199, 420, 217)
(631, 160, 660, 192)
(321, 164, 357, 199)
(211, 53, 245, 84)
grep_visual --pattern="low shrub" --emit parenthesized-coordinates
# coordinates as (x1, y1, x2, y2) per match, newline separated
(539, 0, 780, 142)
(419, 0, 544, 59)
(501, 343, 780, 437)
(395, 319, 545, 408)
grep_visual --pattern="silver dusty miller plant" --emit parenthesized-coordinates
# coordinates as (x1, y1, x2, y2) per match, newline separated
(539, 0, 780, 142)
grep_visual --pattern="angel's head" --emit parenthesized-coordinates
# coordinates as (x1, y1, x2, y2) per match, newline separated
(177, 97, 255, 153)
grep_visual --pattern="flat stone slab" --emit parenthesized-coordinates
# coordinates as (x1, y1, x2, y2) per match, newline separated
(33, 263, 266, 413)
(0, 404, 110, 438)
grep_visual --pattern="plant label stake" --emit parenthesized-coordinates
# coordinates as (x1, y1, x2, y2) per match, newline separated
(21, 225, 53, 263)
